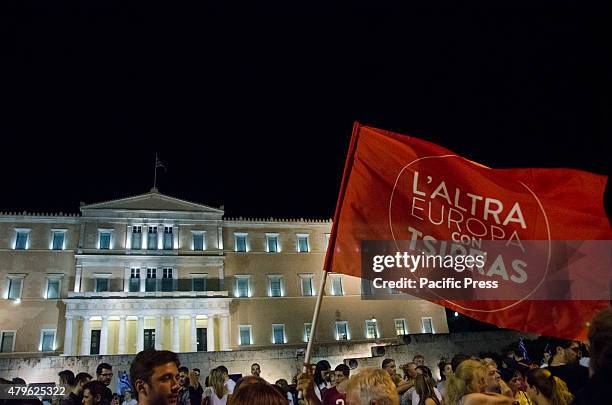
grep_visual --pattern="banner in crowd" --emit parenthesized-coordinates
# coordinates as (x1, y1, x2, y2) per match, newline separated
(325, 123, 612, 340)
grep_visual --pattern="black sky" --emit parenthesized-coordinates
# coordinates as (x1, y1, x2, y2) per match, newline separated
(3, 1, 611, 218)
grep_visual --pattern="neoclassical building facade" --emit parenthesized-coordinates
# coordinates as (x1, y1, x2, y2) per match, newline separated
(0, 191, 448, 358)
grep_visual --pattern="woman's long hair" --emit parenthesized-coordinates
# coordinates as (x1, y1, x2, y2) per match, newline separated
(443, 360, 484, 405)
(416, 374, 441, 405)
(314, 360, 331, 386)
(526, 368, 573, 405)
(209, 368, 227, 399)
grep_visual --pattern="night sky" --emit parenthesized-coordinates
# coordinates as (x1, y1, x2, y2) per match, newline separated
(3, 2, 611, 219)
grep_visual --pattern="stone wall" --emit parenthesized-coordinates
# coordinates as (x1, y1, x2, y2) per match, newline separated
(0, 330, 530, 388)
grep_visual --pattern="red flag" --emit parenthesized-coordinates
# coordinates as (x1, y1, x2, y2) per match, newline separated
(325, 123, 612, 341)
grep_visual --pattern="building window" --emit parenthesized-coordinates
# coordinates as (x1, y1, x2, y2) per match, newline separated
(193, 277, 207, 292)
(192, 232, 205, 251)
(130, 268, 140, 292)
(90, 330, 101, 355)
(161, 268, 173, 291)
(300, 275, 314, 296)
(272, 324, 285, 344)
(304, 323, 312, 342)
(0, 331, 15, 353)
(330, 275, 344, 296)
(268, 275, 283, 297)
(143, 329, 155, 350)
(335, 321, 349, 341)
(45, 278, 60, 299)
(132, 226, 142, 250)
(40, 329, 56, 351)
(365, 319, 379, 339)
(7, 277, 23, 300)
(148, 227, 158, 250)
(324, 233, 330, 250)
(235, 276, 250, 298)
(394, 319, 408, 336)
(146, 268, 157, 292)
(239, 325, 252, 345)
(234, 233, 248, 252)
(422, 317, 434, 333)
(98, 230, 111, 250)
(196, 328, 207, 351)
(266, 234, 279, 253)
(95, 278, 109, 292)
(163, 227, 173, 250)
(14, 229, 30, 250)
(51, 230, 66, 250)
(296, 234, 309, 252)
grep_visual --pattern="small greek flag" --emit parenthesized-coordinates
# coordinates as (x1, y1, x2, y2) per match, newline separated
(117, 370, 133, 395)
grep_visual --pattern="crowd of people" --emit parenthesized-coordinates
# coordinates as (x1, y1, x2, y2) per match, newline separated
(1, 306, 610, 405)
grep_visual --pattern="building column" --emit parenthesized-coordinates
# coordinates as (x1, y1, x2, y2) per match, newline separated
(207, 315, 215, 352)
(172, 316, 180, 352)
(155, 316, 162, 350)
(190, 315, 197, 352)
(100, 316, 109, 355)
(81, 316, 91, 356)
(63, 316, 74, 356)
(118, 316, 126, 354)
(220, 314, 230, 351)
(140, 274, 146, 292)
(137, 316, 144, 352)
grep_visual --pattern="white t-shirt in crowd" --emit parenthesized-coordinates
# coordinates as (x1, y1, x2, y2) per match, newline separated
(122, 400, 137, 405)
(225, 378, 236, 394)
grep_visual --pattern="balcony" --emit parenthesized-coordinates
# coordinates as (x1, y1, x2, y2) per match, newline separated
(68, 277, 228, 298)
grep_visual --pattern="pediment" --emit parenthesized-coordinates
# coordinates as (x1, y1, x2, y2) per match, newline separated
(80, 191, 223, 214)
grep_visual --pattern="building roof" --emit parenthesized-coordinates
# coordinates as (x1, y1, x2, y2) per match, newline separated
(80, 189, 224, 214)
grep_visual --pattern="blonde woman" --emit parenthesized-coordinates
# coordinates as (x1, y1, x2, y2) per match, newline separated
(443, 360, 513, 405)
(209, 368, 229, 405)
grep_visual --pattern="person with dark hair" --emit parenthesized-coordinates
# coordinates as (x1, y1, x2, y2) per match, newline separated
(120, 389, 136, 405)
(178, 366, 191, 405)
(59, 370, 76, 387)
(314, 360, 332, 401)
(82, 381, 113, 405)
(322, 364, 350, 405)
(96, 363, 113, 387)
(405, 366, 442, 405)
(415, 374, 441, 405)
(232, 380, 288, 405)
(413, 355, 425, 367)
(110, 393, 121, 405)
(525, 368, 572, 405)
(545, 338, 588, 395)
(275, 379, 295, 405)
(251, 363, 261, 378)
(130, 349, 180, 405)
(61, 372, 92, 405)
(383, 359, 411, 395)
(572, 307, 612, 405)
(436, 361, 452, 397)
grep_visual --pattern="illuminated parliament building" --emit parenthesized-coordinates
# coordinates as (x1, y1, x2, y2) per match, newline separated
(0, 190, 447, 358)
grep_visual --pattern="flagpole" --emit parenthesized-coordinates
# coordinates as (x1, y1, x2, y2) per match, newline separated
(153, 152, 158, 190)
(303, 271, 328, 368)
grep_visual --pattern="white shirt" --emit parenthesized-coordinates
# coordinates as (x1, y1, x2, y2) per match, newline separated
(122, 400, 137, 405)
(225, 378, 236, 394)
